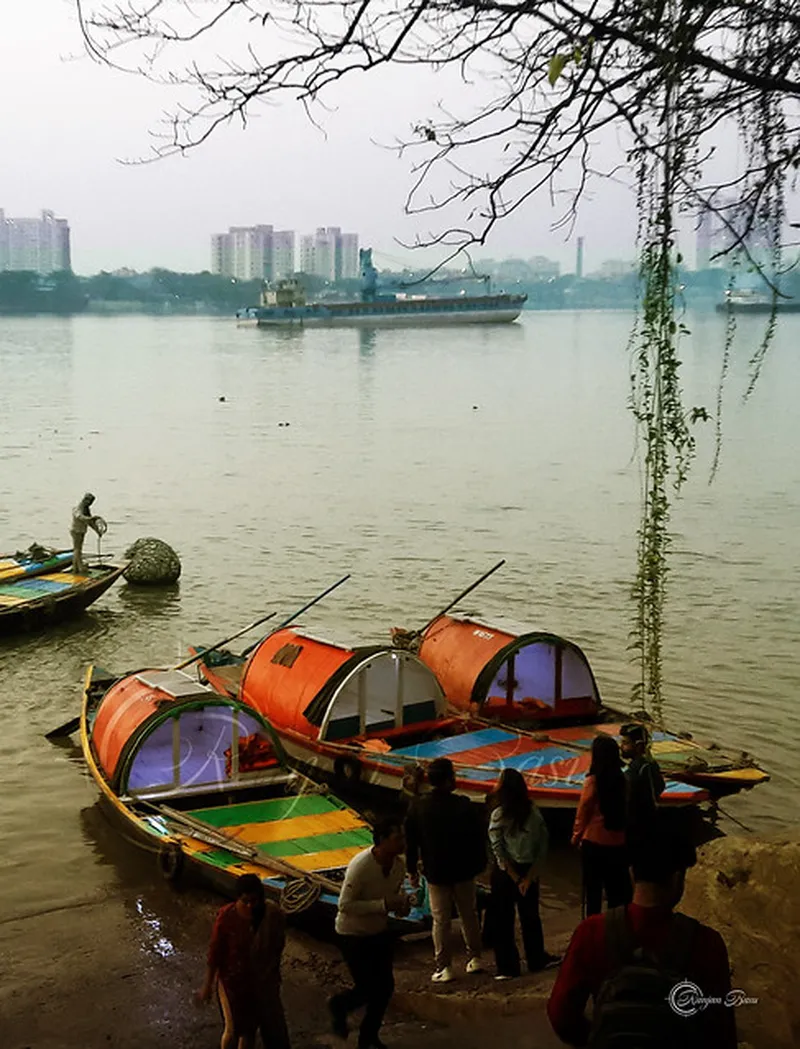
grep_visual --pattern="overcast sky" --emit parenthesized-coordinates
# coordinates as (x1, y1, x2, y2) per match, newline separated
(1, 1, 667, 274)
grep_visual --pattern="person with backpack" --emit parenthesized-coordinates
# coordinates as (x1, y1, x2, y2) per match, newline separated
(488, 767, 559, 978)
(620, 723, 665, 864)
(572, 735, 631, 916)
(547, 815, 737, 1048)
(405, 757, 486, 983)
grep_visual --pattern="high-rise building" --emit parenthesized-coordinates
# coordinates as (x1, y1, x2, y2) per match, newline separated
(210, 225, 296, 280)
(297, 227, 360, 281)
(0, 209, 71, 273)
(576, 236, 585, 279)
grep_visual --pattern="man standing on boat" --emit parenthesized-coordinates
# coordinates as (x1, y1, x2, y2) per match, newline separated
(328, 818, 410, 1049)
(70, 492, 106, 574)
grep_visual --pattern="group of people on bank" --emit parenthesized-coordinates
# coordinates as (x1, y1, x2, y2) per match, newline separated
(198, 723, 738, 1049)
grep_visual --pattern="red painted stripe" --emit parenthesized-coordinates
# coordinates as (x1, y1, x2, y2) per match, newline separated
(446, 736, 545, 766)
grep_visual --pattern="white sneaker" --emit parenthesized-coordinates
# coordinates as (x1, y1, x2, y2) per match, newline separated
(431, 966, 454, 983)
(465, 957, 485, 974)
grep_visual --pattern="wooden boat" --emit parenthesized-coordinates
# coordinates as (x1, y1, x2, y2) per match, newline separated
(413, 614, 769, 799)
(0, 561, 126, 635)
(79, 664, 427, 929)
(193, 630, 708, 812)
(0, 547, 73, 582)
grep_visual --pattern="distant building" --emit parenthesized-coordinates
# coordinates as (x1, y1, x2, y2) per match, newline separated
(0, 208, 71, 273)
(528, 256, 560, 280)
(597, 259, 635, 279)
(210, 225, 296, 280)
(298, 227, 360, 281)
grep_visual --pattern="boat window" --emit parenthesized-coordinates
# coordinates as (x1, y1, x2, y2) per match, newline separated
(126, 706, 278, 797)
(322, 653, 442, 740)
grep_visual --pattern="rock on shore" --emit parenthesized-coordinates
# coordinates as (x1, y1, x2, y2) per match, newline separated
(682, 834, 800, 1049)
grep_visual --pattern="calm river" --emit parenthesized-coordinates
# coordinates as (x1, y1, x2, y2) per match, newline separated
(1, 310, 798, 922)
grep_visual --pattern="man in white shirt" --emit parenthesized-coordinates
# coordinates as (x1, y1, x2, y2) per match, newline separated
(329, 818, 411, 1049)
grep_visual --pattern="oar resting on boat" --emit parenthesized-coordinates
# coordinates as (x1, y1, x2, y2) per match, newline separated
(145, 801, 342, 896)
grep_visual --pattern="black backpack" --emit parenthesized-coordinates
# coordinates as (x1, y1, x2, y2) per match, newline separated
(588, 907, 701, 1049)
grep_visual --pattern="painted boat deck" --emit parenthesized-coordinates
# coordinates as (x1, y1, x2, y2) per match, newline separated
(181, 793, 372, 873)
(0, 569, 93, 606)
(389, 725, 706, 801)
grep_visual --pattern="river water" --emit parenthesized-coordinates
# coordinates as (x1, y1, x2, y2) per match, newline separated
(0, 310, 798, 923)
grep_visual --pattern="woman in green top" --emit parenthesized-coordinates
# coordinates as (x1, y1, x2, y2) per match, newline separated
(488, 768, 558, 978)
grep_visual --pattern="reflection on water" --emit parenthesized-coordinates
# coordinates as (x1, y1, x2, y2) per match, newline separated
(0, 311, 798, 920)
(118, 583, 183, 619)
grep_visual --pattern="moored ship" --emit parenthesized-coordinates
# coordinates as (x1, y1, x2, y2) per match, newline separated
(237, 249, 527, 328)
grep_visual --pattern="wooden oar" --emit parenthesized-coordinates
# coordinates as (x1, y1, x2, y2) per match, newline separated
(240, 573, 351, 657)
(173, 609, 280, 671)
(46, 574, 351, 740)
(45, 610, 281, 740)
(406, 559, 506, 641)
(151, 802, 342, 894)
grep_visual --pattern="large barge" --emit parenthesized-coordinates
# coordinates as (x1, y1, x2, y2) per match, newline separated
(237, 249, 527, 328)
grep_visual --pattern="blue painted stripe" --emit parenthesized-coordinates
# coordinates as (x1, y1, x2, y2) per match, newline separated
(452, 767, 499, 783)
(662, 780, 705, 796)
(525, 778, 580, 792)
(391, 727, 514, 760)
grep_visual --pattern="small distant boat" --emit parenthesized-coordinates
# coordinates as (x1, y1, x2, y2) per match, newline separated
(193, 629, 708, 812)
(0, 560, 126, 635)
(0, 547, 73, 583)
(79, 664, 427, 928)
(716, 288, 800, 313)
(412, 614, 770, 800)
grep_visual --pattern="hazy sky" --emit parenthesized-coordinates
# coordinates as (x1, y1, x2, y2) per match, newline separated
(1, 1, 657, 274)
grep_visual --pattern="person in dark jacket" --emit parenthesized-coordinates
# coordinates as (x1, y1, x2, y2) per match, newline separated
(620, 723, 665, 864)
(547, 816, 736, 1049)
(405, 757, 486, 983)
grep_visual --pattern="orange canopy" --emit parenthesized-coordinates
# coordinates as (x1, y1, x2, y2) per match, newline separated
(418, 615, 601, 720)
(241, 628, 354, 738)
(242, 628, 446, 741)
(93, 673, 163, 782)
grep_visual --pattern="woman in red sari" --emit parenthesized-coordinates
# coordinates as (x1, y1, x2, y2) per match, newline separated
(197, 874, 290, 1049)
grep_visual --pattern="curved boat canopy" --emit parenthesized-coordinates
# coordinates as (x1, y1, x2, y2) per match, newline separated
(91, 669, 282, 798)
(418, 615, 601, 721)
(242, 628, 446, 741)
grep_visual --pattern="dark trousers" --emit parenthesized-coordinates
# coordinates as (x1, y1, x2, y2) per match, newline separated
(490, 864, 545, 977)
(258, 985, 290, 1049)
(330, 932, 394, 1046)
(581, 840, 632, 916)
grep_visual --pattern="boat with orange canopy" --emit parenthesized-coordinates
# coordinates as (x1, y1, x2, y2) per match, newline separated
(193, 628, 709, 811)
(413, 613, 769, 800)
(76, 662, 427, 928)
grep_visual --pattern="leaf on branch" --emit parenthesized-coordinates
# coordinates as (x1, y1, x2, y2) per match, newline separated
(689, 407, 710, 424)
(548, 54, 568, 87)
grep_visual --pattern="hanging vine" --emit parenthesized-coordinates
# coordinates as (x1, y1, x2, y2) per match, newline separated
(78, 0, 798, 718)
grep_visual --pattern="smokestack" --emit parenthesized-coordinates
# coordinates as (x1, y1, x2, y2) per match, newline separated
(576, 236, 585, 279)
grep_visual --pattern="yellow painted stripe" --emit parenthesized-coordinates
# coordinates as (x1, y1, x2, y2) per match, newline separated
(177, 839, 363, 876)
(0, 594, 27, 606)
(43, 571, 89, 583)
(224, 809, 364, 846)
(651, 739, 694, 754)
(709, 767, 769, 783)
(289, 846, 366, 872)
